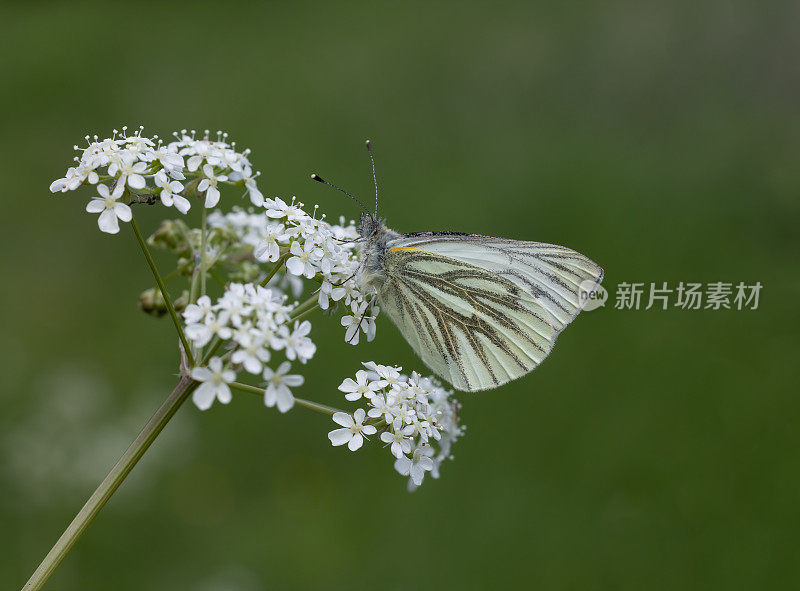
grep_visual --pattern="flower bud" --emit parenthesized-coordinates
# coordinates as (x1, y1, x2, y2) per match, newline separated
(138, 288, 189, 316)
(148, 220, 187, 253)
(138, 287, 167, 316)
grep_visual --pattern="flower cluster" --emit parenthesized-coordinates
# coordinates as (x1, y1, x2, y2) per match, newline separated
(183, 284, 309, 412)
(50, 127, 468, 492)
(328, 362, 464, 489)
(255, 197, 379, 343)
(208, 203, 380, 345)
(50, 127, 263, 233)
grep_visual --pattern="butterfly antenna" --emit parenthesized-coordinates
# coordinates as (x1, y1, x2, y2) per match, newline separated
(310, 173, 372, 217)
(366, 139, 378, 217)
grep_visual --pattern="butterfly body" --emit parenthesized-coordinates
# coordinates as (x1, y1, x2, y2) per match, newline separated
(355, 214, 604, 392)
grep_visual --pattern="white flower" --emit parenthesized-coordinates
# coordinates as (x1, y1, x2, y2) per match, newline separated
(231, 332, 271, 374)
(85, 182, 132, 234)
(50, 166, 88, 193)
(185, 139, 221, 171)
(330, 281, 359, 307)
(340, 300, 377, 345)
(394, 445, 435, 486)
(197, 163, 228, 208)
(265, 196, 306, 222)
(380, 423, 415, 458)
(154, 145, 185, 177)
(286, 240, 322, 278)
(338, 370, 385, 402)
(185, 311, 231, 348)
(214, 146, 244, 173)
(190, 357, 236, 410)
(229, 165, 263, 206)
(110, 152, 148, 190)
(182, 295, 213, 324)
(282, 320, 316, 363)
(263, 361, 304, 413)
(363, 362, 403, 388)
(254, 223, 287, 263)
(368, 394, 400, 423)
(328, 409, 376, 451)
(154, 170, 189, 214)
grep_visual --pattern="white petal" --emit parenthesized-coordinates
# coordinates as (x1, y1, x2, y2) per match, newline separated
(127, 174, 146, 190)
(172, 195, 191, 214)
(187, 155, 203, 171)
(332, 412, 354, 428)
(114, 203, 132, 222)
(204, 186, 220, 208)
(276, 389, 294, 413)
(328, 428, 352, 446)
(283, 375, 303, 387)
(253, 241, 270, 261)
(190, 367, 213, 381)
(285, 257, 305, 276)
(347, 433, 364, 451)
(248, 186, 264, 206)
(344, 323, 359, 344)
(85, 199, 105, 213)
(338, 379, 357, 393)
(97, 209, 120, 234)
(362, 425, 377, 435)
(192, 383, 216, 410)
(418, 456, 435, 471)
(394, 456, 412, 476)
(50, 178, 68, 193)
(216, 383, 232, 404)
(243, 357, 262, 375)
(263, 386, 277, 407)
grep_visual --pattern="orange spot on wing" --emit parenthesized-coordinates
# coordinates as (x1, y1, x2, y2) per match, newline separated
(390, 246, 431, 253)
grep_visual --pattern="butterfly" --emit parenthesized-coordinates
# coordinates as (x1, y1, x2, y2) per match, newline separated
(312, 141, 604, 392)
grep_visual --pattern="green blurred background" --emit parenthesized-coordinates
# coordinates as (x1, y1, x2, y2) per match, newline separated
(1, 1, 798, 589)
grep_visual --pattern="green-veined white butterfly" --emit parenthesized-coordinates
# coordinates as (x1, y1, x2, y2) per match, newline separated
(312, 141, 604, 392)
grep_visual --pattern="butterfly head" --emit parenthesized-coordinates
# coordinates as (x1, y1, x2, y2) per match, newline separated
(357, 212, 386, 240)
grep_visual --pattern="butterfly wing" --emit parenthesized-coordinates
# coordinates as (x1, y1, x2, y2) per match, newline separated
(377, 233, 603, 392)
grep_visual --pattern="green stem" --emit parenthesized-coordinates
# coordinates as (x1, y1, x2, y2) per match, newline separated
(200, 206, 208, 297)
(260, 253, 289, 287)
(201, 338, 225, 365)
(290, 294, 319, 318)
(229, 381, 343, 415)
(130, 217, 195, 367)
(21, 377, 199, 591)
(289, 304, 321, 324)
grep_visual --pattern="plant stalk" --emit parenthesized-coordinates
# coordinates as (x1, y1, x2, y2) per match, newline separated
(230, 381, 342, 415)
(130, 216, 195, 367)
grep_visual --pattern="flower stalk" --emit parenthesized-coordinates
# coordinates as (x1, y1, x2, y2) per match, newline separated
(130, 216, 195, 367)
(229, 381, 342, 415)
